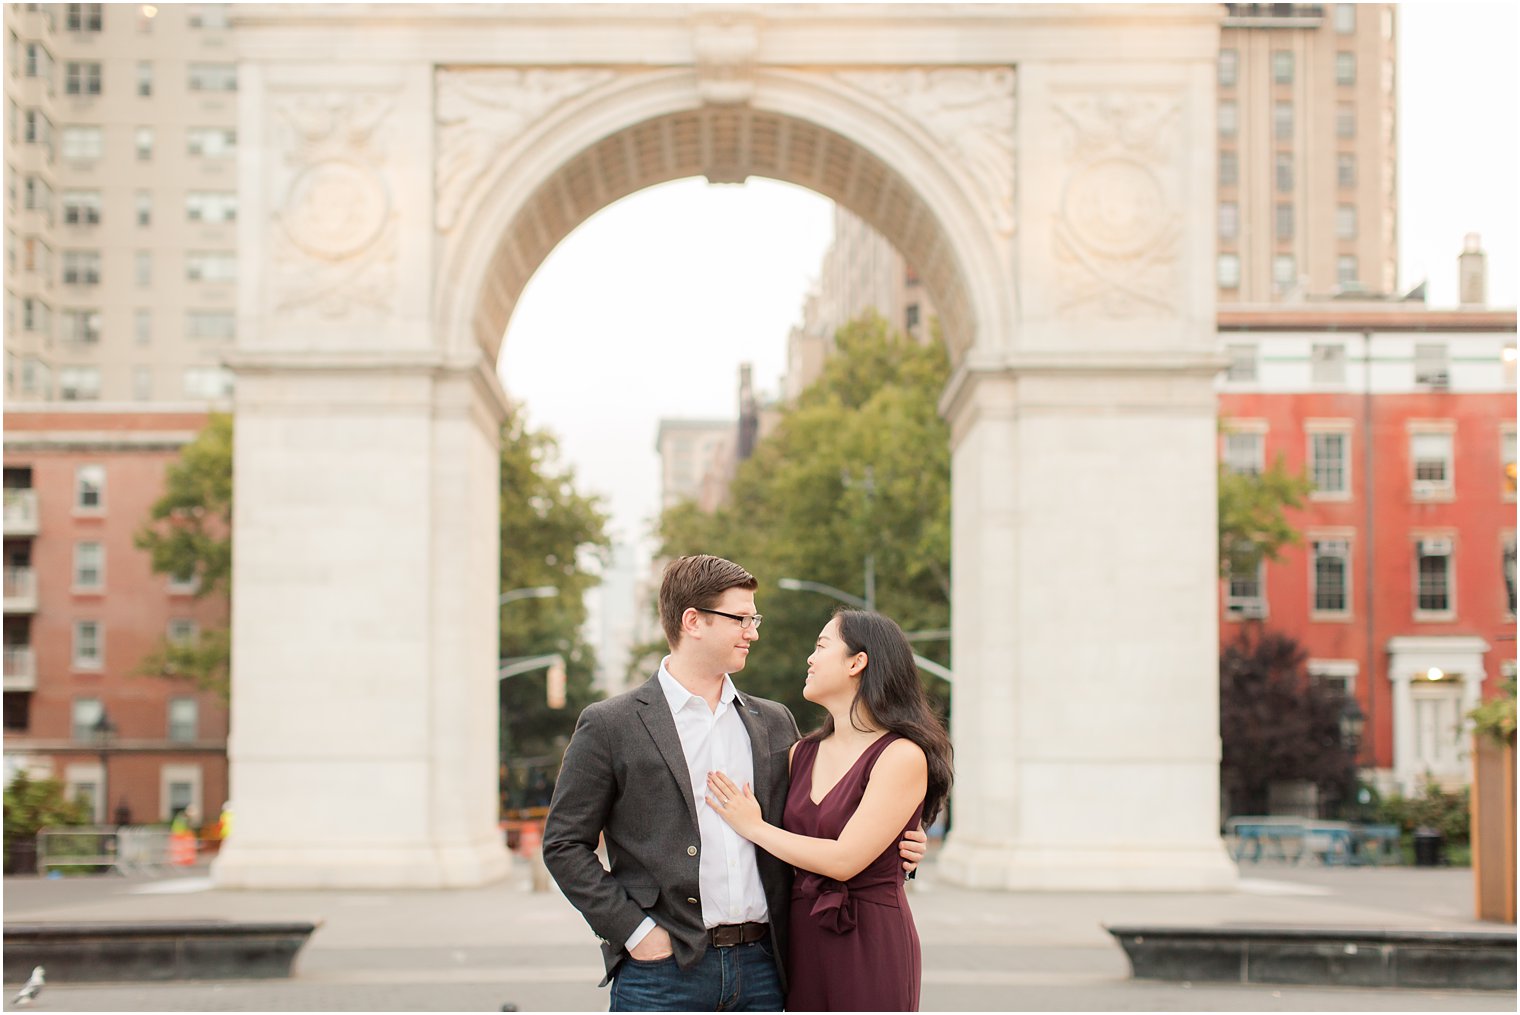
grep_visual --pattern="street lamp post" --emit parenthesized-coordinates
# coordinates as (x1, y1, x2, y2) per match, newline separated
(91, 710, 117, 827)
(775, 578, 952, 684)
(498, 586, 562, 816)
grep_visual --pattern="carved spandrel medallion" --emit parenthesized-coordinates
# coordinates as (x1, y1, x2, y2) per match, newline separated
(1051, 92, 1184, 320)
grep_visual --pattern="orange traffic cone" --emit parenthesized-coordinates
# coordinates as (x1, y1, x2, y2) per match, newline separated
(170, 830, 197, 866)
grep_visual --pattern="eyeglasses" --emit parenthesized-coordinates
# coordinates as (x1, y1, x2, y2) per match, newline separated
(693, 607, 764, 631)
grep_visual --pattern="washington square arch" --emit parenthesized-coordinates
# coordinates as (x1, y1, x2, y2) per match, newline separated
(213, 4, 1239, 892)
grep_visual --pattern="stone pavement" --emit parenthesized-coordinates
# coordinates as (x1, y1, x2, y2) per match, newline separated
(3, 857, 1514, 1012)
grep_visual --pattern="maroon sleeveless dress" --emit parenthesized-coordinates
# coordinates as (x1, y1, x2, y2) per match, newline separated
(783, 733, 923, 1012)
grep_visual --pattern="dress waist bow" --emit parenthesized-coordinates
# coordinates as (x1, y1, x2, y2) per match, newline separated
(793, 871, 902, 934)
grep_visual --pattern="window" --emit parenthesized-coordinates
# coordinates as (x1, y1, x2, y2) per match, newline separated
(1217, 253, 1240, 290)
(132, 365, 151, 401)
(1336, 52, 1356, 86)
(1414, 343, 1449, 388)
(1218, 202, 1239, 241)
(189, 6, 231, 29)
(1312, 539, 1351, 614)
(137, 61, 152, 97)
(187, 310, 235, 341)
(135, 126, 154, 161)
(168, 567, 199, 594)
(167, 697, 198, 743)
(1336, 204, 1357, 240)
(184, 367, 233, 399)
(62, 251, 100, 286)
(1275, 203, 1294, 241)
(75, 464, 104, 511)
(1219, 101, 1237, 138)
(135, 309, 151, 345)
(134, 251, 152, 287)
(1272, 51, 1294, 85)
(24, 42, 53, 81)
(1225, 343, 1257, 383)
(1218, 49, 1238, 88)
(1273, 254, 1297, 292)
(1223, 430, 1264, 476)
(66, 4, 103, 32)
(188, 63, 236, 92)
(168, 619, 197, 645)
(1337, 153, 1357, 189)
(186, 252, 236, 284)
(1273, 101, 1293, 140)
(904, 303, 920, 333)
(24, 175, 53, 215)
(1337, 255, 1359, 287)
(71, 697, 103, 740)
(1310, 430, 1349, 493)
(58, 366, 100, 401)
(1411, 430, 1453, 496)
(1275, 153, 1293, 193)
(1311, 344, 1346, 385)
(1219, 150, 1238, 188)
(73, 541, 103, 588)
(1309, 660, 1357, 698)
(61, 126, 103, 161)
(23, 109, 52, 150)
(1503, 428, 1516, 498)
(1505, 536, 1517, 616)
(1336, 104, 1356, 139)
(62, 190, 100, 225)
(186, 191, 237, 223)
(135, 190, 151, 226)
(1335, 3, 1356, 33)
(187, 127, 236, 157)
(22, 298, 52, 335)
(72, 622, 102, 670)
(1415, 539, 1453, 615)
(64, 61, 101, 96)
(1227, 558, 1266, 617)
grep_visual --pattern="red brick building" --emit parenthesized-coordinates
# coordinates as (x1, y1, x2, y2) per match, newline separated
(1217, 304, 1517, 795)
(4, 407, 228, 825)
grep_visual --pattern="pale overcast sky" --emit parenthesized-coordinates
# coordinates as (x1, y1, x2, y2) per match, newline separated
(501, 3, 1519, 550)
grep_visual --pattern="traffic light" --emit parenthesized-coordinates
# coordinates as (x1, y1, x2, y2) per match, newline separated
(546, 657, 566, 709)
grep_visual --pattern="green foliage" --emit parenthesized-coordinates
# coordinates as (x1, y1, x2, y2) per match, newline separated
(1469, 678, 1517, 745)
(1218, 454, 1313, 577)
(4, 773, 92, 855)
(134, 413, 233, 698)
(499, 404, 611, 769)
(656, 313, 952, 726)
(1219, 629, 1357, 816)
(1377, 781, 1471, 844)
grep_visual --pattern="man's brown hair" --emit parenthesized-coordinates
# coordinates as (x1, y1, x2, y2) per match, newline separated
(659, 554, 758, 647)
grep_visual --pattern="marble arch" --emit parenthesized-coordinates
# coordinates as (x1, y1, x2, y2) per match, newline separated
(215, 4, 1236, 891)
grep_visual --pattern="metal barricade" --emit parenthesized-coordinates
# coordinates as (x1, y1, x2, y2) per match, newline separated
(35, 825, 171, 875)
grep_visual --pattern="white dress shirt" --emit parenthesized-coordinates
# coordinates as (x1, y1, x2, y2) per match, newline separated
(624, 658, 770, 951)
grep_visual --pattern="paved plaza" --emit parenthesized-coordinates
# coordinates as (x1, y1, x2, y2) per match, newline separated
(3, 855, 1514, 1012)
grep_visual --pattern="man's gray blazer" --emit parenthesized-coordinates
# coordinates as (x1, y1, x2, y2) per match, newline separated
(543, 673, 801, 987)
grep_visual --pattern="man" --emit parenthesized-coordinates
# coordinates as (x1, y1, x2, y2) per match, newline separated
(544, 554, 926, 1011)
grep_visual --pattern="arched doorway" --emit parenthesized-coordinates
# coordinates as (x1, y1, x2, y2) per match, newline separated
(215, 4, 1235, 890)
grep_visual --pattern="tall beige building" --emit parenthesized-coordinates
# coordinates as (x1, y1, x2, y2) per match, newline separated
(4, 2, 238, 406)
(1217, 2, 1398, 301)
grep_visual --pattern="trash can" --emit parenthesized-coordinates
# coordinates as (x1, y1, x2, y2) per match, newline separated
(1412, 827, 1444, 867)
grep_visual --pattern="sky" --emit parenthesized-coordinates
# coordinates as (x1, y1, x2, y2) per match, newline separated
(500, 3, 1519, 552)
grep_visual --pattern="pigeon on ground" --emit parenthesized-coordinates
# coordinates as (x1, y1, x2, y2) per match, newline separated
(12, 966, 44, 1006)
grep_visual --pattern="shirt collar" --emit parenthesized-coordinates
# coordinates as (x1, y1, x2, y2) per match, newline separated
(657, 656, 743, 712)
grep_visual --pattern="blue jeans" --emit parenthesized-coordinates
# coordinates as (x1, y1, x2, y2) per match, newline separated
(609, 940, 783, 1012)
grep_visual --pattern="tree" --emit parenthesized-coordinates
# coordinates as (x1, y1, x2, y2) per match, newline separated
(134, 413, 233, 698)
(1218, 454, 1312, 577)
(4, 773, 92, 873)
(1219, 628, 1357, 817)
(499, 404, 611, 805)
(656, 314, 952, 727)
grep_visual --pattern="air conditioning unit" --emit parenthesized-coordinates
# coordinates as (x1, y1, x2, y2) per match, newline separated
(1419, 538, 1453, 556)
(1229, 601, 1268, 619)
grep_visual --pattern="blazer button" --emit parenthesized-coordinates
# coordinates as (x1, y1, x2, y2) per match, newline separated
(687, 897, 698, 905)
(687, 845, 698, 856)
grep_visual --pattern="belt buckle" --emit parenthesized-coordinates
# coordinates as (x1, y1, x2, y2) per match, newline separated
(712, 924, 740, 948)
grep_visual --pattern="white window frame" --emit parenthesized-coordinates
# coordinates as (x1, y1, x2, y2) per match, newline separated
(160, 764, 203, 823)
(1336, 204, 1358, 240)
(71, 697, 104, 740)
(1306, 421, 1352, 500)
(167, 696, 198, 743)
(1224, 342, 1257, 383)
(1414, 342, 1449, 388)
(1409, 424, 1455, 501)
(1413, 534, 1457, 622)
(59, 366, 100, 401)
(61, 125, 103, 161)
(73, 540, 104, 590)
(1222, 420, 1267, 477)
(1226, 557, 1267, 620)
(72, 620, 103, 670)
(64, 763, 105, 824)
(1336, 51, 1357, 86)
(74, 463, 105, 512)
(1217, 253, 1240, 290)
(1218, 100, 1238, 138)
(135, 125, 154, 161)
(1309, 533, 1353, 620)
(1308, 659, 1358, 697)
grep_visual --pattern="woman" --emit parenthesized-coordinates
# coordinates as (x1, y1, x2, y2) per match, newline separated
(706, 609, 953, 1012)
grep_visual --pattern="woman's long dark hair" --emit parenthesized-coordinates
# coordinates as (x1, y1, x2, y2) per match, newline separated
(805, 609, 954, 825)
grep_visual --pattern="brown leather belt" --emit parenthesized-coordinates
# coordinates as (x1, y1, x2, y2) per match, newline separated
(707, 922, 768, 947)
